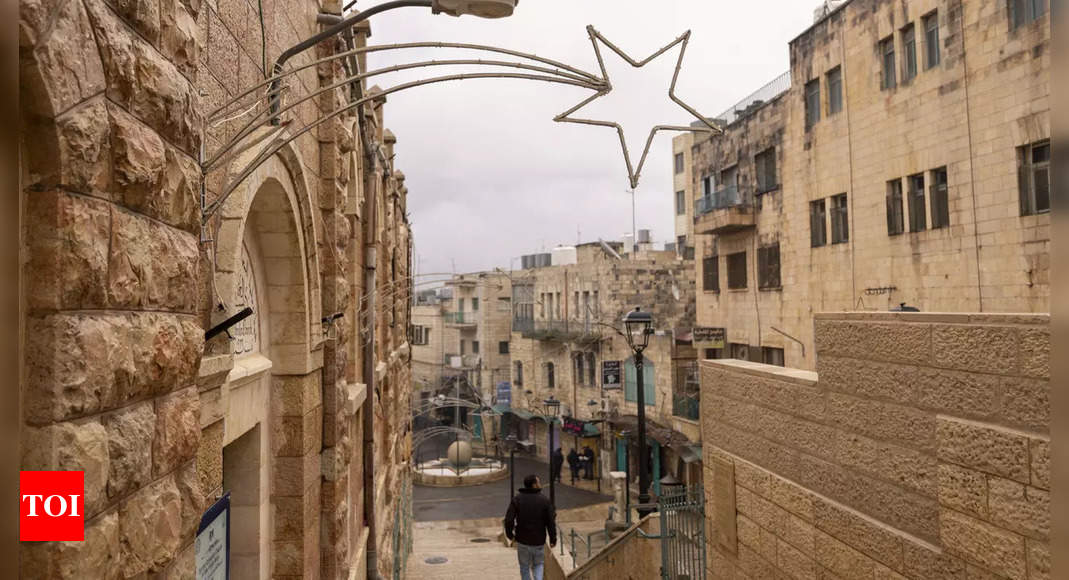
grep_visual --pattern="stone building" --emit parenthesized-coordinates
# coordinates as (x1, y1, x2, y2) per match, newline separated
(700, 312, 1050, 580)
(19, 0, 414, 578)
(682, 0, 1050, 370)
(508, 242, 703, 492)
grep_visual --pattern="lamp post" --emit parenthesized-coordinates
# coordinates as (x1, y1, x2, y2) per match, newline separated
(543, 396, 561, 508)
(622, 307, 654, 519)
(506, 433, 518, 499)
(620, 429, 632, 524)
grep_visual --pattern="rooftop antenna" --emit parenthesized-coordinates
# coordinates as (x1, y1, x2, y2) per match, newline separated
(577, 225, 581, 244)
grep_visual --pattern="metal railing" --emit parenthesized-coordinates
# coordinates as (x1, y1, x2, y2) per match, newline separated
(557, 525, 611, 568)
(444, 311, 477, 324)
(671, 394, 700, 421)
(659, 486, 707, 580)
(712, 70, 791, 128)
(694, 184, 750, 215)
(517, 319, 600, 341)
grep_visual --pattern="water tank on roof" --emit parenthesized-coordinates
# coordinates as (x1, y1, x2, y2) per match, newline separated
(637, 229, 651, 244)
(551, 246, 577, 266)
(622, 233, 635, 253)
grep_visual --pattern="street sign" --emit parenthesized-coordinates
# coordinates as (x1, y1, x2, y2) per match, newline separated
(602, 360, 622, 390)
(496, 382, 511, 407)
(693, 327, 726, 350)
(196, 493, 230, 580)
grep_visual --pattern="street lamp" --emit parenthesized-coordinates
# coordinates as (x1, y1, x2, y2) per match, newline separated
(622, 307, 655, 518)
(506, 433, 518, 499)
(432, 0, 519, 18)
(543, 395, 561, 507)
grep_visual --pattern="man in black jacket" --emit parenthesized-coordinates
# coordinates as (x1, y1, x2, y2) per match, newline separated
(504, 475, 557, 580)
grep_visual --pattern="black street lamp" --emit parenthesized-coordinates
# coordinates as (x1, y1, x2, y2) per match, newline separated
(506, 433, 518, 499)
(543, 396, 561, 507)
(622, 307, 655, 519)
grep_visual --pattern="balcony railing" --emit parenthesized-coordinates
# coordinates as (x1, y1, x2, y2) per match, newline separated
(444, 312, 477, 325)
(694, 185, 750, 216)
(672, 393, 700, 421)
(444, 354, 480, 368)
(513, 319, 600, 341)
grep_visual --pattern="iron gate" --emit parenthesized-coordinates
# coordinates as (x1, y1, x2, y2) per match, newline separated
(658, 486, 707, 580)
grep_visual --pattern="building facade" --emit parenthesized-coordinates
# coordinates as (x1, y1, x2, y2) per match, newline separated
(686, 0, 1050, 370)
(19, 0, 414, 577)
(508, 243, 703, 492)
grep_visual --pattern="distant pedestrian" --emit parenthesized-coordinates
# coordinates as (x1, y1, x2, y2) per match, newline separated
(505, 475, 558, 580)
(582, 446, 595, 479)
(551, 448, 564, 483)
(567, 448, 580, 484)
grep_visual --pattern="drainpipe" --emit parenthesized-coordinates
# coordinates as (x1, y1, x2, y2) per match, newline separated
(363, 142, 382, 580)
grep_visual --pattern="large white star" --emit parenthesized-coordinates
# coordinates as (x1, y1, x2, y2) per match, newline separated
(555, 26, 722, 189)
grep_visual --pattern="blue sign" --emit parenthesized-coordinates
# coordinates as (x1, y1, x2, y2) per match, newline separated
(496, 382, 511, 407)
(196, 493, 230, 580)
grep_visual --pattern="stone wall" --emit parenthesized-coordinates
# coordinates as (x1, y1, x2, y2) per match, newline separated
(700, 312, 1050, 579)
(688, 0, 1050, 370)
(19, 0, 415, 576)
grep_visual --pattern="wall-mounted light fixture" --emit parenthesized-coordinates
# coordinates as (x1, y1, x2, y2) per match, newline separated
(323, 312, 345, 340)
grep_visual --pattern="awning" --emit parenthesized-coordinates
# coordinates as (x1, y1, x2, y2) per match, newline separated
(581, 423, 601, 437)
(491, 404, 511, 414)
(507, 408, 534, 420)
(608, 415, 691, 448)
(679, 443, 702, 464)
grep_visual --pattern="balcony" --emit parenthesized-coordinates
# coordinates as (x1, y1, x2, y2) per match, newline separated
(444, 353, 480, 369)
(694, 185, 756, 234)
(514, 319, 601, 342)
(672, 393, 700, 421)
(444, 311, 477, 327)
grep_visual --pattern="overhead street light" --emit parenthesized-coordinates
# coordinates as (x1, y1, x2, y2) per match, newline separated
(432, 0, 518, 18)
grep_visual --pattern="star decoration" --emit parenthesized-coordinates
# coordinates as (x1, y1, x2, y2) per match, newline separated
(555, 26, 722, 189)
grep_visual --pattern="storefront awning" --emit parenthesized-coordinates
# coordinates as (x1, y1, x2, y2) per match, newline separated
(507, 408, 535, 420)
(679, 443, 702, 464)
(608, 415, 691, 448)
(491, 404, 511, 414)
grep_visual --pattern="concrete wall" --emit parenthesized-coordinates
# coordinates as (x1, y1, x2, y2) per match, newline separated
(689, 0, 1050, 371)
(700, 311, 1050, 579)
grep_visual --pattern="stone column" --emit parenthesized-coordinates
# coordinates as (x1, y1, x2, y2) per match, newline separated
(610, 471, 627, 523)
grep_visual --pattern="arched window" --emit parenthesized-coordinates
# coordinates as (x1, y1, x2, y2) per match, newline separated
(545, 362, 555, 388)
(514, 361, 524, 386)
(587, 353, 597, 386)
(624, 356, 655, 405)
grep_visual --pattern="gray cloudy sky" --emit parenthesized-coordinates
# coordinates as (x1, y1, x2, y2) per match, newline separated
(365, 0, 815, 280)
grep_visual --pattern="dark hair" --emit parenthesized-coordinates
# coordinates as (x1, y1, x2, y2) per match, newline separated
(523, 474, 539, 488)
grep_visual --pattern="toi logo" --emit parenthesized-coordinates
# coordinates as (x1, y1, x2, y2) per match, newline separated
(20, 471, 84, 541)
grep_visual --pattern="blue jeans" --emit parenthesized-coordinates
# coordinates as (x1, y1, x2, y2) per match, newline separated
(516, 542, 545, 580)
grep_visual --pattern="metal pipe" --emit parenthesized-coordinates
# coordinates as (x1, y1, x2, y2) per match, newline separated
(269, 0, 434, 123)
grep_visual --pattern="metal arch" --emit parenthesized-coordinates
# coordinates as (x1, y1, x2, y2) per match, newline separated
(554, 26, 723, 190)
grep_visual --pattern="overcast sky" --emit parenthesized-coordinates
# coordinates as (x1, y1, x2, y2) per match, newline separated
(365, 0, 815, 281)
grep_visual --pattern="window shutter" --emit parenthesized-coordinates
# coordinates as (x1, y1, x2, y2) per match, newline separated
(1018, 161, 1031, 216)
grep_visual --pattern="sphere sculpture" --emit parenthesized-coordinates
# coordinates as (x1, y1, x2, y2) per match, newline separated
(446, 440, 473, 469)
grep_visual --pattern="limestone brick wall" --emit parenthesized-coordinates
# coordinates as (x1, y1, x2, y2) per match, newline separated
(19, 0, 415, 576)
(700, 312, 1050, 580)
(673, 132, 696, 250)
(689, 0, 1050, 371)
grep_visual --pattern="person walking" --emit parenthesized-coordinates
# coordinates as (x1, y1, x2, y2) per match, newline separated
(504, 475, 558, 580)
(582, 446, 595, 480)
(551, 448, 564, 484)
(567, 448, 580, 484)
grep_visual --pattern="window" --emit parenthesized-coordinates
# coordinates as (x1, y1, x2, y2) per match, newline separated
(755, 148, 778, 193)
(930, 167, 950, 228)
(676, 190, 686, 215)
(499, 341, 510, 354)
(830, 193, 849, 244)
(729, 343, 749, 361)
(827, 67, 843, 115)
(674, 153, 685, 174)
(460, 340, 465, 355)
(1019, 140, 1050, 215)
(702, 256, 719, 292)
(701, 176, 713, 197)
(574, 291, 580, 319)
(624, 357, 655, 405)
(704, 348, 723, 359)
(762, 347, 785, 367)
(472, 340, 480, 354)
(546, 362, 555, 388)
(810, 199, 827, 247)
(497, 297, 511, 312)
(539, 294, 545, 318)
(588, 354, 596, 386)
(908, 174, 927, 232)
(720, 165, 738, 191)
(887, 179, 905, 235)
(471, 297, 479, 311)
(758, 244, 781, 290)
(555, 292, 561, 319)
(458, 298, 465, 311)
(805, 79, 821, 129)
(1009, 0, 1047, 30)
(515, 361, 524, 386)
(902, 24, 917, 82)
(575, 354, 584, 385)
(409, 325, 429, 345)
(727, 252, 747, 289)
(924, 11, 940, 69)
(881, 36, 896, 90)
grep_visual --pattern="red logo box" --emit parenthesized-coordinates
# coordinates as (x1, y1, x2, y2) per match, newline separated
(20, 471, 84, 541)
